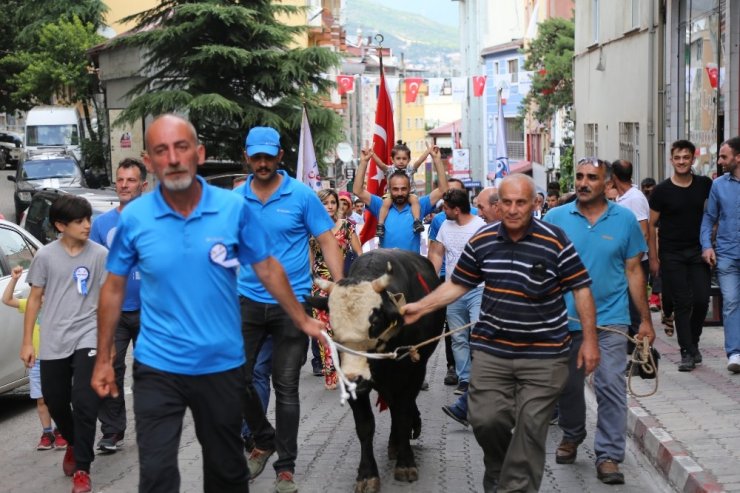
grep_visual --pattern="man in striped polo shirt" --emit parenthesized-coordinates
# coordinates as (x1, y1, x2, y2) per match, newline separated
(403, 174, 600, 493)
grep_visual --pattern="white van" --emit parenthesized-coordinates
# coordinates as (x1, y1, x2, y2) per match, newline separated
(24, 106, 84, 162)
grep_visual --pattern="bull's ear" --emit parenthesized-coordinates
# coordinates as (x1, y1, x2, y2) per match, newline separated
(305, 296, 330, 312)
(315, 278, 334, 293)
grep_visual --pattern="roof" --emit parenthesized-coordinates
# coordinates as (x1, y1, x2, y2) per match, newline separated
(481, 39, 524, 57)
(428, 119, 462, 136)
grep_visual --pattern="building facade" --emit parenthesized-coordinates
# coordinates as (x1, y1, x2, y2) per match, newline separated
(574, 0, 739, 182)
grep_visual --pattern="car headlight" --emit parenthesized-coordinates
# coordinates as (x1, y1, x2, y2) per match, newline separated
(17, 191, 32, 202)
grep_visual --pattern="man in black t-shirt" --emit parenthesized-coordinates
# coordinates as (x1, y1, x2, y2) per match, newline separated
(648, 140, 713, 372)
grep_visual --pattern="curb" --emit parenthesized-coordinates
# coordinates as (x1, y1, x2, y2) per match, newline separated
(626, 396, 725, 493)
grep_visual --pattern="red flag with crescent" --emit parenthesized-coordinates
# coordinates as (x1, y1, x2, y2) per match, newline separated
(359, 63, 395, 245)
(337, 75, 354, 95)
(473, 75, 487, 97)
(404, 77, 423, 103)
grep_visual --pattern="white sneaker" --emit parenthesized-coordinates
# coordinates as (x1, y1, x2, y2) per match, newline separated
(727, 354, 740, 373)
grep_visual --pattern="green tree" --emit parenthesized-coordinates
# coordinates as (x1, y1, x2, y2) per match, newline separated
(3, 17, 105, 141)
(520, 17, 574, 123)
(14, 0, 108, 48)
(115, 0, 344, 168)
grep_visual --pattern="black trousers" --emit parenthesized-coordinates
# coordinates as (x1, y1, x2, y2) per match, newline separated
(240, 297, 309, 474)
(133, 362, 249, 493)
(660, 247, 711, 355)
(98, 310, 140, 435)
(40, 348, 101, 472)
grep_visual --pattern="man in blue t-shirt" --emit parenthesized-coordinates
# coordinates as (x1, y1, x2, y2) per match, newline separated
(89, 157, 147, 454)
(91, 115, 324, 493)
(235, 126, 343, 491)
(353, 144, 448, 252)
(546, 158, 655, 485)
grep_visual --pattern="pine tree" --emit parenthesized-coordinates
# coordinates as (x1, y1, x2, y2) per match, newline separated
(115, 0, 343, 166)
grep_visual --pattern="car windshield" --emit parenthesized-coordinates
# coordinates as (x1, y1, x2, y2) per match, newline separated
(26, 125, 79, 146)
(21, 160, 80, 180)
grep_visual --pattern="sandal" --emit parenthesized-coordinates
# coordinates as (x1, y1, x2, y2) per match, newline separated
(662, 314, 674, 336)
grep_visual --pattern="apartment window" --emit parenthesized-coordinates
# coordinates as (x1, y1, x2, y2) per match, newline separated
(592, 0, 600, 43)
(631, 0, 640, 28)
(619, 122, 640, 178)
(505, 118, 525, 160)
(508, 59, 519, 83)
(494, 61, 500, 75)
(584, 123, 599, 157)
(406, 118, 411, 130)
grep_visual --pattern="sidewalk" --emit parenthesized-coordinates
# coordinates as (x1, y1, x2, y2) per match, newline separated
(624, 311, 738, 493)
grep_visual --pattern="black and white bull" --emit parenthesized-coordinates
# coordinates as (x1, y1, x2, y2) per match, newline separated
(308, 249, 445, 493)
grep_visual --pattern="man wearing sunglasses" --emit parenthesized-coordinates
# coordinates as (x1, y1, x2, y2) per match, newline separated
(546, 157, 655, 485)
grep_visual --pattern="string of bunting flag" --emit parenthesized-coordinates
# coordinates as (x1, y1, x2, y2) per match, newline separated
(335, 73, 533, 102)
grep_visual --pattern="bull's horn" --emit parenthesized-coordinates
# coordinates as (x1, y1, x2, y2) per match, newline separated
(386, 261, 393, 274)
(371, 272, 391, 293)
(315, 278, 334, 293)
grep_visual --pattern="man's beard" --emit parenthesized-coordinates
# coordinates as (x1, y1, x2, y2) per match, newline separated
(392, 193, 408, 205)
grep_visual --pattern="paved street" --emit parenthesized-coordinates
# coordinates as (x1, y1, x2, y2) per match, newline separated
(0, 343, 672, 493)
(0, 168, 675, 492)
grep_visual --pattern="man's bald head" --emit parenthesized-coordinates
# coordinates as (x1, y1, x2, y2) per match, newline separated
(499, 174, 536, 200)
(145, 114, 199, 150)
(477, 187, 501, 223)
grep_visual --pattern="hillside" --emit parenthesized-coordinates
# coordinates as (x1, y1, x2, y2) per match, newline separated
(345, 0, 459, 68)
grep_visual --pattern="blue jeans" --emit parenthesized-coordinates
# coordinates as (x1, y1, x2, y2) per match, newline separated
(242, 336, 272, 439)
(559, 325, 628, 464)
(718, 256, 740, 357)
(446, 286, 483, 383)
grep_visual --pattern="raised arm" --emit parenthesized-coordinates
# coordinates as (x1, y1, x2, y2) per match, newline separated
(411, 143, 432, 171)
(428, 145, 449, 204)
(371, 151, 390, 172)
(353, 146, 374, 205)
(1, 266, 22, 309)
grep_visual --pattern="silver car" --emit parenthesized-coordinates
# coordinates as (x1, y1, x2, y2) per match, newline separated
(0, 220, 42, 394)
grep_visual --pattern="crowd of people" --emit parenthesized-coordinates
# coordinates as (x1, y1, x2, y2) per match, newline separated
(13, 110, 739, 493)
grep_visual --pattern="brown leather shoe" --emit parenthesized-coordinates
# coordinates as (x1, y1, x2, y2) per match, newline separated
(555, 440, 578, 464)
(597, 459, 625, 484)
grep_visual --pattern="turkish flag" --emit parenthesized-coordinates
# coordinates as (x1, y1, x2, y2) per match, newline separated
(705, 64, 719, 89)
(405, 77, 423, 103)
(359, 65, 395, 245)
(473, 75, 487, 97)
(337, 75, 354, 95)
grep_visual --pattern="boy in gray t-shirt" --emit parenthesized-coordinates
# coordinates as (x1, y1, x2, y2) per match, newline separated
(21, 195, 107, 492)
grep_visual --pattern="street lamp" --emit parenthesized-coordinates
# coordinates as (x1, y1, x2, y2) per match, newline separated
(345, 159, 356, 180)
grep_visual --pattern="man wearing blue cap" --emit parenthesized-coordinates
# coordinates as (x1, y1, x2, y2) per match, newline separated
(234, 126, 344, 493)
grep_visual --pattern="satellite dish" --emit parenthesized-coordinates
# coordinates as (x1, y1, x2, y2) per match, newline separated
(336, 142, 354, 163)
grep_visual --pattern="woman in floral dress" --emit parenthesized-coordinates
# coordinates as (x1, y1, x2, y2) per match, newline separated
(310, 189, 362, 389)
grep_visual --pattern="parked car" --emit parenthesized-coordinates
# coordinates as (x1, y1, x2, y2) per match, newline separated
(7, 152, 87, 223)
(0, 219, 42, 395)
(0, 131, 23, 169)
(203, 172, 247, 190)
(21, 187, 118, 245)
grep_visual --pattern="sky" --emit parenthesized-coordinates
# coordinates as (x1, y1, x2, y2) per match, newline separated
(363, 0, 460, 27)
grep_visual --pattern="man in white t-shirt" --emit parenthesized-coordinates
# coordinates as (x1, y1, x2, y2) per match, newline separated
(428, 189, 485, 398)
(611, 159, 650, 345)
